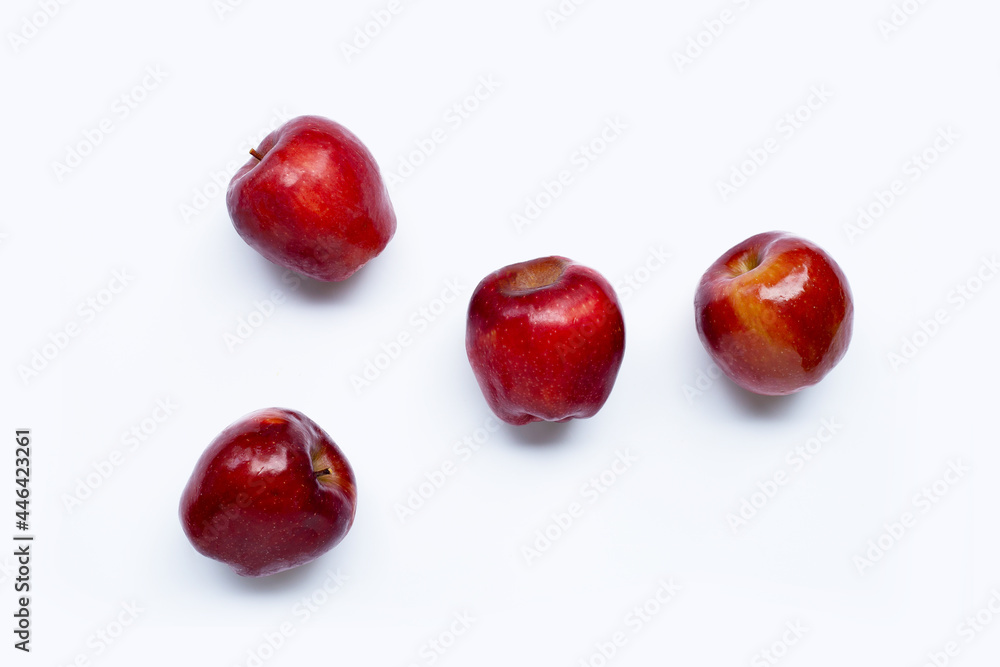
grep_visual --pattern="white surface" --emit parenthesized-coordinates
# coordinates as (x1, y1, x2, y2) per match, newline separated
(3, 0, 1000, 664)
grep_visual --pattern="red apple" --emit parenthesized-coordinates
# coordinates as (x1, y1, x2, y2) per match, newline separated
(179, 408, 356, 577)
(466, 257, 626, 425)
(694, 231, 853, 395)
(226, 115, 396, 282)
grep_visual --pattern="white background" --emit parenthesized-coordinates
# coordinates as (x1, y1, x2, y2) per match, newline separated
(3, 0, 1000, 665)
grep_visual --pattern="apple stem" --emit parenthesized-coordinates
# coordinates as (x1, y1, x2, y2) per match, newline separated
(314, 468, 333, 479)
(249, 148, 264, 161)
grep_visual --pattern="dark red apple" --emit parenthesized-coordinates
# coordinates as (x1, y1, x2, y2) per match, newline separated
(226, 115, 396, 282)
(466, 257, 626, 425)
(179, 408, 356, 577)
(694, 231, 853, 395)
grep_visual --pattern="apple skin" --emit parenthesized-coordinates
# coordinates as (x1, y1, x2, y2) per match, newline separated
(466, 257, 626, 426)
(179, 408, 357, 577)
(226, 115, 396, 282)
(694, 231, 853, 396)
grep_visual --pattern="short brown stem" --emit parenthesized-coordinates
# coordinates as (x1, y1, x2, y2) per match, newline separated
(314, 468, 333, 479)
(249, 148, 264, 161)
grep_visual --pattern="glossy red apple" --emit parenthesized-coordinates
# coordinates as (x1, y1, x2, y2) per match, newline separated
(466, 257, 626, 425)
(694, 231, 853, 395)
(226, 115, 396, 282)
(179, 408, 356, 577)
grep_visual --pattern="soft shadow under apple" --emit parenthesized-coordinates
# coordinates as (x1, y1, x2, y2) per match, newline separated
(262, 259, 376, 304)
(719, 377, 803, 419)
(220, 555, 330, 595)
(505, 420, 577, 447)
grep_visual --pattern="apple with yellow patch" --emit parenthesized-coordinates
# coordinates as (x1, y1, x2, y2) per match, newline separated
(694, 231, 853, 395)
